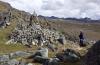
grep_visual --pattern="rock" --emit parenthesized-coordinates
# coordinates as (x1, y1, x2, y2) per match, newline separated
(43, 58, 60, 65)
(82, 40, 100, 65)
(56, 53, 64, 61)
(19, 61, 26, 65)
(6, 22, 10, 26)
(9, 51, 30, 58)
(0, 11, 11, 28)
(32, 39, 38, 46)
(0, 55, 9, 62)
(58, 35, 66, 45)
(8, 19, 66, 47)
(33, 48, 48, 58)
(0, 59, 27, 65)
(5, 39, 14, 44)
(56, 49, 80, 63)
(28, 48, 49, 63)
(7, 59, 19, 65)
(26, 63, 33, 65)
(34, 56, 49, 63)
(47, 43, 55, 52)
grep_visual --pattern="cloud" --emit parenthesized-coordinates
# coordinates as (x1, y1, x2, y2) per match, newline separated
(1, 0, 100, 19)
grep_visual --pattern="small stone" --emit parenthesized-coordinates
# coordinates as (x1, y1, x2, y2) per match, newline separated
(43, 58, 60, 65)
(26, 63, 33, 65)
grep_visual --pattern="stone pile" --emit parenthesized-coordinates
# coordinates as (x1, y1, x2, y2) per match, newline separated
(8, 19, 66, 47)
(9, 51, 31, 58)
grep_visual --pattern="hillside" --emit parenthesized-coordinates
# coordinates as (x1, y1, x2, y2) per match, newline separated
(0, 1, 100, 65)
(0, 1, 11, 12)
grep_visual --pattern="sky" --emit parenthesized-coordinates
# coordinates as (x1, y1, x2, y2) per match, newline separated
(1, 0, 100, 19)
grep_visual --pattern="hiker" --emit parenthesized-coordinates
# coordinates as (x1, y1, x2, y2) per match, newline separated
(79, 31, 85, 47)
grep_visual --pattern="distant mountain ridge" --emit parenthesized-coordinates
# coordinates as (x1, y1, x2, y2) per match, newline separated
(38, 15, 100, 23)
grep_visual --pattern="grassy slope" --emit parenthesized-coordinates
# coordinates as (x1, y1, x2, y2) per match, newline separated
(49, 20, 100, 41)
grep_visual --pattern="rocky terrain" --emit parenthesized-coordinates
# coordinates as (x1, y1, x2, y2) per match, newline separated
(82, 40, 100, 65)
(0, 1, 100, 65)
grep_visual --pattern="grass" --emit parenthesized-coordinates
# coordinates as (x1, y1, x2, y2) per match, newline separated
(0, 20, 16, 43)
(0, 5, 7, 12)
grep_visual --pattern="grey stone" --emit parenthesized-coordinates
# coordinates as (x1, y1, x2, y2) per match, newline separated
(47, 43, 55, 52)
(0, 55, 9, 62)
(43, 58, 60, 65)
(8, 20, 65, 47)
(7, 59, 19, 65)
(58, 35, 66, 45)
(56, 49, 80, 63)
(39, 48, 48, 57)
(33, 48, 48, 58)
(19, 61, 26, 65)
(0, 12, 11, 28)
(9, 51, 30, 58)
(26, 63, 33, 65)
(34, 56, 49, 63)
(15, 51, 30, 56)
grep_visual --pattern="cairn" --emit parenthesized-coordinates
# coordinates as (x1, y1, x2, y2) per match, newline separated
(7, 11, 66, 48)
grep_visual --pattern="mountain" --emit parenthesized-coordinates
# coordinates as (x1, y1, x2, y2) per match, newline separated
(38, 15, 100, 23)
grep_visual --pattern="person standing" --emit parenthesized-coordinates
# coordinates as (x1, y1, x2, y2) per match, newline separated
(79, 31, 85, 47)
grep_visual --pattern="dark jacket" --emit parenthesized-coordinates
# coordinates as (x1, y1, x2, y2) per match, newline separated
(79, 32, 84, 39)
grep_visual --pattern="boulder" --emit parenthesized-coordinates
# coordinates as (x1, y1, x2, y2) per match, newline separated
(82, 40, 100, 65)
(28, 48, 49, 63)
(58, 35, 66, 45)
(33, 48, 48, 58)
(56, 49, 80, 63)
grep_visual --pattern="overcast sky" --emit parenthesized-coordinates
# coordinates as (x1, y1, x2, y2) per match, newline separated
(1, 0, 100, 19)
